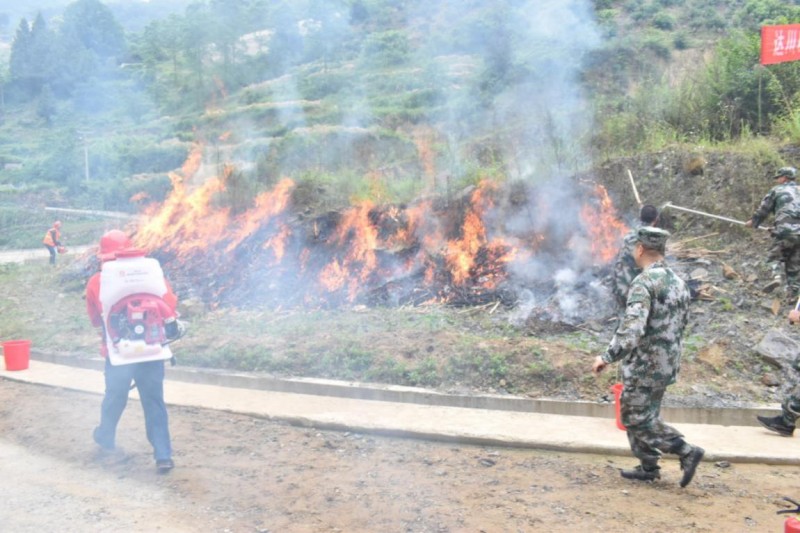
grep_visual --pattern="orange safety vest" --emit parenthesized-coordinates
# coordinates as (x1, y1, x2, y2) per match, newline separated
(42, 227, 60, 247)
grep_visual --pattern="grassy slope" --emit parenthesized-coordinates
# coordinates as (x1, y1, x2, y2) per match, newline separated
(0, 217, 777, 409)
(0, 1, 790, 406)
(0, 254, 606, 397)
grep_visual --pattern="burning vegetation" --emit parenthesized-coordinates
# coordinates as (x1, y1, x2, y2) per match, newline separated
(131, 146, 628, 316)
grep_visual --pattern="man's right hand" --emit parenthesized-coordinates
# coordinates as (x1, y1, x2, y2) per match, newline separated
(789, 309, 800, 324)
(744, 220, 753, 228)
(592, 356, 607, 375)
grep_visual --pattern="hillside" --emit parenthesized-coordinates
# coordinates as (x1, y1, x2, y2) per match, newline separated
(1, 144, 797, 414)
(3, 0, 798, 216)
(2, 1, 800, 412)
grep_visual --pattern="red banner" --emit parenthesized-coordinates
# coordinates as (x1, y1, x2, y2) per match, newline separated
(761, 24, 800, 65)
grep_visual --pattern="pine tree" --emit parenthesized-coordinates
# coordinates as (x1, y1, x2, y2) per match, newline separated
(8, 18, 32, 89)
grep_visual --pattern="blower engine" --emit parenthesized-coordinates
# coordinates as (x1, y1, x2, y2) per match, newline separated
(106, 293, 177, 356)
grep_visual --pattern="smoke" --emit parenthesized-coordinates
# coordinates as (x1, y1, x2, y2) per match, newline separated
(134, 0, 622, 324)
(411, 0, 601, 178)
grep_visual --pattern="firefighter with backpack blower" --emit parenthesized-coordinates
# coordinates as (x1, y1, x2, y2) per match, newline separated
(85, 229, 184, 473)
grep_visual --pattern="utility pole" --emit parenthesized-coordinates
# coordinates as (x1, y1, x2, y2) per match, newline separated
(84, 143, 89, 182)
(77, 130, 91, 182)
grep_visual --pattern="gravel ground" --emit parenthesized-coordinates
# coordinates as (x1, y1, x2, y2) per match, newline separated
(2, 379, 800, 532)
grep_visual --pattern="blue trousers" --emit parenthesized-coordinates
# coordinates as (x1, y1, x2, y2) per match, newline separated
(45, 245, 57, 265)
(95, 358, 172, 461)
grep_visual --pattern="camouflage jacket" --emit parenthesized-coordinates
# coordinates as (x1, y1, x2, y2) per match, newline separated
(751, 182, 800, 238)
(601, 260, 691, 388)
(611, 228, 640, 308)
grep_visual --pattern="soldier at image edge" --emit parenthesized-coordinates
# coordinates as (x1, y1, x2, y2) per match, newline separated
(593, 226, 705, 487)
(745, 166, 800, 305)
(757, 307, 800, 437)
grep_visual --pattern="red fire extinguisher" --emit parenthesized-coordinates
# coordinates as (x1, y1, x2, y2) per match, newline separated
(778, 497, 800, 532)
(611, 383, 625, 431)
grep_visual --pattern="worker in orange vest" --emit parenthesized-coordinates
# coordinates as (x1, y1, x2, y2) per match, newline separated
(42, 221, 63, 266)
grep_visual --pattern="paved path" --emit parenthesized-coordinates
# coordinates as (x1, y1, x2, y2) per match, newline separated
(2, 359, 799, 466)
(0, 245, 92, 264)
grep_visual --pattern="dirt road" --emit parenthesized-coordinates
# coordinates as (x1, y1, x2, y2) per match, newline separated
(2, 379, 800, 532)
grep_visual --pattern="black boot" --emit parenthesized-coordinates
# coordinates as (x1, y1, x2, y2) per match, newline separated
(620, 465, 661, 481)
(679, 446, 704, 488)
(757, 415, 796, 437)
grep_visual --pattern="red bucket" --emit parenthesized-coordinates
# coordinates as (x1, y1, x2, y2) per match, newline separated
(3, 340, 31, 371)
(611, 383, 626, 431)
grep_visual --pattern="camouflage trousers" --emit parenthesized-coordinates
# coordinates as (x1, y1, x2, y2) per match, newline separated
(767, 235, 800, 302)
(621, 385, 692, 468)
(780, 372, 800, 425)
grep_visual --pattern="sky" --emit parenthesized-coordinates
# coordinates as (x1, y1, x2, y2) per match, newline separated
(0, 0, 190, 42)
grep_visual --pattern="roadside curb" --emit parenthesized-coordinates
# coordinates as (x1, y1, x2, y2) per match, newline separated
(29, 350, 778, 427)
(4, 357, 798, 465)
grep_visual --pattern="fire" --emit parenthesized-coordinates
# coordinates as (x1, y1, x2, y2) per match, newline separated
(225, 178, 294, 253)
(580, 184, 629, 264)
(131, 144, 630, 309)
(318, 201, 379, 300)
(136, 172, 230, 261)
(264, 224, 291, 263)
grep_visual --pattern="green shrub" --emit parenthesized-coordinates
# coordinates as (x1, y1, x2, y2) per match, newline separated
(359, 30, 411, 68)
(673, 31, 691, 50)
(298, 71, 350, 100)
(652, 12, 676, 30)
(642, 33, 672, 59)
(596, 9, 619, 38)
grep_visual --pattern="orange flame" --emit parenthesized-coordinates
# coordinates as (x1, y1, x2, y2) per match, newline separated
(225, 178, 294, 253)
(136, 159, 231, 261)
(318, 202, 379, 300)
(131, 143, 631, 308)
(580, 184, 629, 263)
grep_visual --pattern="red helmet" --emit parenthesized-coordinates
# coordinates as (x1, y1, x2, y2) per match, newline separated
(98, 230, 133, 261)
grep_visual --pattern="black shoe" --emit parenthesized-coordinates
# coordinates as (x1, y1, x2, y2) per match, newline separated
(620, 465, 661, 481)
(156, 459, 174, 474)
(757, 415, 795, 437)
(679, 446, 704, 488)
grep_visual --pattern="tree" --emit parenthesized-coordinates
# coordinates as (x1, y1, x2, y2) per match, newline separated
(61, 0, 126, 60)
(29, 13, 57, 91)
(7, 14, 59, 97)
(9, 18, 32, 91)
(735, 0, 800, 31)
(181, 2, 214, 103)
(36, 83, 56, 124)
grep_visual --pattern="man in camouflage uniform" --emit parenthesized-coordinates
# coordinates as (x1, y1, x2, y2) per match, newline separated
(757, 307, 800, 437)
(746, 166, 800, 304)
(593, 227, 705, 487)
(612, 204, 660, 314)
